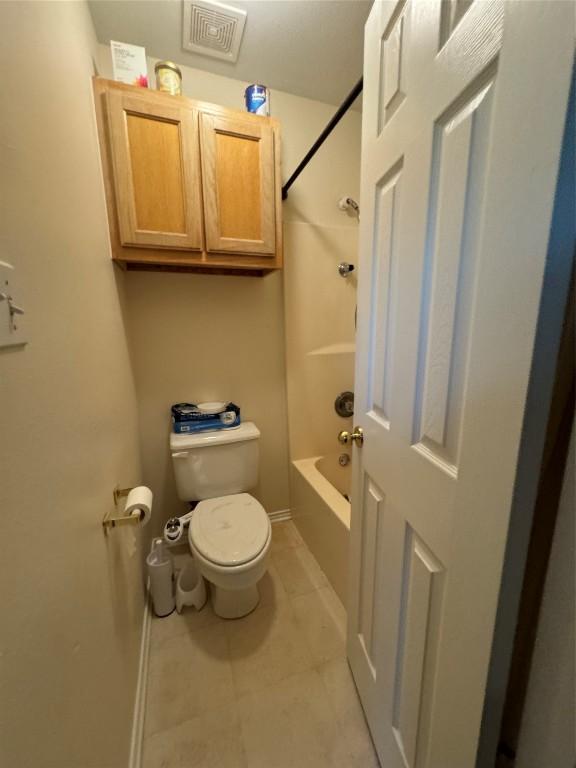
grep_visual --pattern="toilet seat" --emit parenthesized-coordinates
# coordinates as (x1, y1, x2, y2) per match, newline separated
(189, 493, 270, 567)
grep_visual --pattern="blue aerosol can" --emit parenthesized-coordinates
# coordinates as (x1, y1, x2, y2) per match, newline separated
(244, 84, 270, 116)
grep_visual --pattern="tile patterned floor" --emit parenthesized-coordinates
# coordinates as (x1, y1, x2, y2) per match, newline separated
(143, 521, 380, 768)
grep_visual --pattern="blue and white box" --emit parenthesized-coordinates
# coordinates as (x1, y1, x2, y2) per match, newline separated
(171, 402, 241, 434)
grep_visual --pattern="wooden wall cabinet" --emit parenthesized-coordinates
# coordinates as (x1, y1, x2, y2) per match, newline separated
(200, 113, 276, 255)
(94, 78, 282, 275)
(106, 90, 203, 250)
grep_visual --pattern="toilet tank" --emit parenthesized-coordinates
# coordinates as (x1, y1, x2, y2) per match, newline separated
(170, 422, 260, 501)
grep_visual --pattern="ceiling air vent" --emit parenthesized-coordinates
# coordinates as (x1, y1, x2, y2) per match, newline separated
(182, 0, 247, 63)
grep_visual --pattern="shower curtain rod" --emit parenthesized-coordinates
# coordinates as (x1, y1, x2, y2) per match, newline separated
(281, 77, 363, 201)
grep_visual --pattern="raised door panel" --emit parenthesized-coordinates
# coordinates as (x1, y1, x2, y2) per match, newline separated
(106, 90, 203, 250)
(200, 113, 276, 255)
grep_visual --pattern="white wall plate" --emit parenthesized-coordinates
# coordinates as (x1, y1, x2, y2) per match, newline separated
(0, 261, 27, 348)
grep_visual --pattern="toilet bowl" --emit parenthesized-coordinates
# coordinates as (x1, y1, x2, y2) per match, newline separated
(170, 422, 271, 618)
(187, 492, 271, 618)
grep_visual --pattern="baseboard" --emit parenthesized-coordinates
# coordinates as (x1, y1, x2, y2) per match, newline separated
(128, 592, 152, 768)
(268, 508, 292, 522)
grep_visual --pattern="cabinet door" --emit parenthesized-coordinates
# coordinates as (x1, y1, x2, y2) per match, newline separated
(200, 113, 276, 255)
(106, 90, 203, 250)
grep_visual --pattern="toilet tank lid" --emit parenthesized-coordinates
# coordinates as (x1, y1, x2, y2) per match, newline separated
(170, 422, 260, 451)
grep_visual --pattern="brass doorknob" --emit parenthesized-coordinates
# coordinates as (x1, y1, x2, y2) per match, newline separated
(338, 427, 364, 446)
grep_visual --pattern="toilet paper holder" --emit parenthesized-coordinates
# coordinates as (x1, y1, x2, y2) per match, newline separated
(113, 486, 134, 505)
(102, 486, 144, 533)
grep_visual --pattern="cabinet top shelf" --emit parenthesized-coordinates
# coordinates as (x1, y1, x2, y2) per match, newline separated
(93, 77, 280, 130)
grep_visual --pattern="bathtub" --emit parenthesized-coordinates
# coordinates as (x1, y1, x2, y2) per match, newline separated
(290, 454, 351, 606)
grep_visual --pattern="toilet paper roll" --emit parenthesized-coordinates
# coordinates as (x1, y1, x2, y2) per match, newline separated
(124, 486, 153, 526)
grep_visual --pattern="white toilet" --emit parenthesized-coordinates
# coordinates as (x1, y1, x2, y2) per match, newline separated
(170, 422, 271, 619)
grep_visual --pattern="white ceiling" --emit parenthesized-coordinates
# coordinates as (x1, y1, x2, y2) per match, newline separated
(88, 0, 371, 106)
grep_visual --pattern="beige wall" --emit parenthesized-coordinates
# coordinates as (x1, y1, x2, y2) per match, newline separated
(123, 270, 290, 523)
(0, 3, 145, 766)
(96, 45, 361, 520)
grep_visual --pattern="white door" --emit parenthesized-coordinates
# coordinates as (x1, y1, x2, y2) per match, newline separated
(348, 2, 574, 767)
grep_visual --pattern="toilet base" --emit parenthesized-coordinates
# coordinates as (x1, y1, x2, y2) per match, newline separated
(211, 582, 260, 619)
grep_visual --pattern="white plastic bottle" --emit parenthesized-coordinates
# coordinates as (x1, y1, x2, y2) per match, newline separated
(146, 538, 175, 617)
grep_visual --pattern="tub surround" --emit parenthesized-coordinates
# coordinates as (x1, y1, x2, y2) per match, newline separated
(283, 197, 360, 611)
(315, 454, 352, 500)
(291, 457, 351, 605)
(284, 222, 359, 462)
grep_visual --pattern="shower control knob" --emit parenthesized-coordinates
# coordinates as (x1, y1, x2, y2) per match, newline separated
(335, 390, 354, 418)
(338, 262, 355, 278)
(338, 261, 354, 277)
(338, 427, 364, 446)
